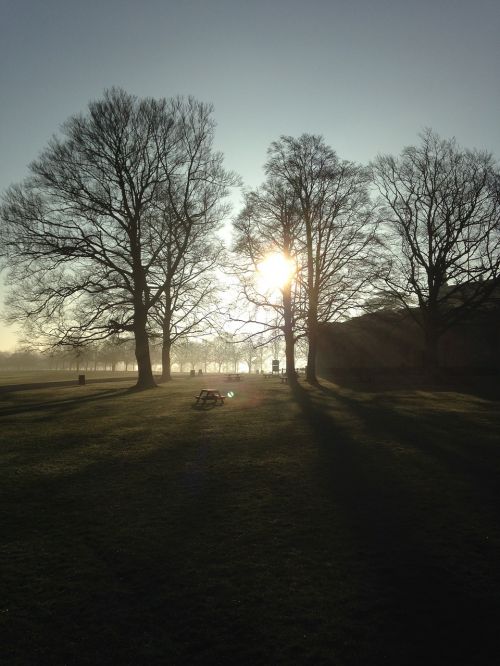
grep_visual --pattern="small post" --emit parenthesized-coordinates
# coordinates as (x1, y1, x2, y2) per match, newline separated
(78, 374, 86, 385)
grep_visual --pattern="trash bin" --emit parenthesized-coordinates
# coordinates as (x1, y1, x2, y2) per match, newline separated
(78, 374, 86, 385)
(190, 369, 195, 377)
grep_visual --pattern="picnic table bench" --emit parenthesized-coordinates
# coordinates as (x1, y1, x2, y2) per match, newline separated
(281, 371, 299, 383)
(225, 373, 241, 381)
(194, 388, 226, 406)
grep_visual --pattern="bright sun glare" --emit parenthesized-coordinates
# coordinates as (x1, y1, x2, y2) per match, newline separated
(257, 252, 295, 291)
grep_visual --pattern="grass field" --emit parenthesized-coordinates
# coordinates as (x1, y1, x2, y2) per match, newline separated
(0, 370, 140, 388)
(1, 373, 499, 665)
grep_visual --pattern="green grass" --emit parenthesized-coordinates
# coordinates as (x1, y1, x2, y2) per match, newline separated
(1, 374, 499, 665)
(0, 370, 139, 387)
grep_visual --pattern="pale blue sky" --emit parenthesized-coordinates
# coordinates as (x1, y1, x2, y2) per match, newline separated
(1, 0, 499, 349)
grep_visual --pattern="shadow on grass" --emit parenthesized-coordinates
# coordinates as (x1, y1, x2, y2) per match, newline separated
(191, 403, 223, 410)
(0, 387, 133, 420)
(291, 380, 500, 665)
(2, 378, 499, 665)
(0, 375, 138, 395)
(2, 405, 330, 665)
(317, 381, 500, 498)
(325, 371, 500, 401)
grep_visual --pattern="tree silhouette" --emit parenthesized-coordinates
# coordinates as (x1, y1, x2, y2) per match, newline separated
(372, 129, 500, 370)
(0, 89, 235, 389)
(232, 180, 303, 383)
(264, 134, 379, 383)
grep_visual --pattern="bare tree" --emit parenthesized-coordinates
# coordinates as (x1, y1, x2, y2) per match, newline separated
(222, 333, 243, 373)
(171, 340, 188, 373)
(372, 129, 500, 370)
(149, 210, 226, 381)
(239, 338, 259, 373)
(232, 180, 304, 383)
(209, 334, 230, 373)
(0, 89, 234, 390)
(252, 334, 268, 373)
(147, 96, 237, 381)
(264, 134, 380, 383)
(1, 89, 174, 388)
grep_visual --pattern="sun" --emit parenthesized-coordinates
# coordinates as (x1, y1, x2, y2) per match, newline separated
(257, 252, 295, 291)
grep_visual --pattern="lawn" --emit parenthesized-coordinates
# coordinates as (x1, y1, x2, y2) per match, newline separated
(1, 373, 499, 665)
(0, 370, 139, 388)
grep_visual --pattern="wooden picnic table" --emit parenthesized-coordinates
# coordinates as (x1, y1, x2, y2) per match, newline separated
(194, 388, 226, 406)
(280, 370, 299, 383)
(225, 373, 241, 381)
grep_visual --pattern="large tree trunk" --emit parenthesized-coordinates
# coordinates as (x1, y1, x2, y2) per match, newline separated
(306, 332, 317, 383)
(130, 253, 156, 389)
(161, 339, 172, 382)
(133, 307, 156, 390)
(306, 300, 318, 384)
(305, 214, 318, 384)
(161, 292, 172, 382)
(283, 282, 297, 385)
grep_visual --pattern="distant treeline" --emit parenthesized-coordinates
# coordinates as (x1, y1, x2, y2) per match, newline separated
(0, 335, 290, 374)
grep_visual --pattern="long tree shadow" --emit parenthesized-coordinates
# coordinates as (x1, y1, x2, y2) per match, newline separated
(291, 380, 500, 665)
(3, 379, 499, 664)
(327, 371, 500, 401)
(0, 375, 138, 395)
(0, 386, 133, 420)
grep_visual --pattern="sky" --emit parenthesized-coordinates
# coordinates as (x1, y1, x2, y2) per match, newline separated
(1, 0, 499, 349)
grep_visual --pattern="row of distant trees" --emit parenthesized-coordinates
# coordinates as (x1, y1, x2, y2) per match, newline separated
(0, 335, 288, 374)
(1, 88, 499, 388)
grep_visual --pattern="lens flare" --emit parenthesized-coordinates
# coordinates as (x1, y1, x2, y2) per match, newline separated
(257, 252, 295, 291)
